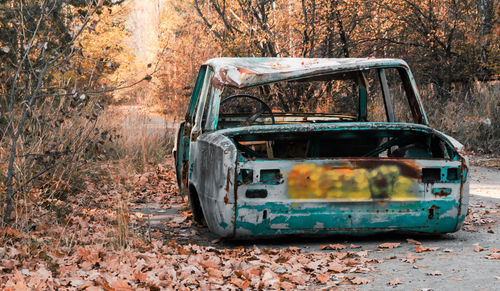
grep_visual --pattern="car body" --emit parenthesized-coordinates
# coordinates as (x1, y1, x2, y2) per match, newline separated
(173, 58, 469, 238)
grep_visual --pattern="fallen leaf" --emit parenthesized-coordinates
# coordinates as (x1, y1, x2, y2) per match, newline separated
(328, 262, 346, 273)
(426, 270, 443, 276)
(451, 277, 463, 281)
(280, 281, 296, 290)
(443, 248, 454, 253)
(350, 276, 373, 285)
(350, 244, 361, 249)
(137, 176, 148, 186)
(320, 244, 347, 250)
(287, 274, 306, 285)
(316, 273, 329, 284)
(96, 278, 114, 291)
(242, 268, 260, 280)
(134, 270, 148, 282)
(416, 245, 439, 253)
(401, 252, 423, 264)
(406, 238, 421, 245)
(110, 279, 133, 291)
(490, 248, 500, 253)
(387, 278, 403, 286)
(231, 276, 250, 289)
(336, 252, 348, 259)
(379, 243, 400, 249)
(485, 253, 500, 260)
(474, 245, 484, 252)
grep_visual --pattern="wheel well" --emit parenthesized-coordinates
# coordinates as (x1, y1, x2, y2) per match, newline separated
(188, 184, 206, 225)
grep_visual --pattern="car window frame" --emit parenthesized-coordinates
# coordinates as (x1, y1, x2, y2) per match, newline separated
(206, 64, 428, 130)
(192, 66, 214, 137)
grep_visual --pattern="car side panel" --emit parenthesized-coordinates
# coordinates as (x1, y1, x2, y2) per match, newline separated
(189, 133, 237, 237)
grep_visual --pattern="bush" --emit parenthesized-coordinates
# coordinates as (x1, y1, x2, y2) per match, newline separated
(422, 81, 500, 154)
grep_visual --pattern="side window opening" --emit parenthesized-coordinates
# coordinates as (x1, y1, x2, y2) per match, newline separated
(366, 69, 388, 122)
(187, 66, 207, 122)
(192, 67, 214, 132)
(385, 68, 413, 123)
(201, 83, 214, 130)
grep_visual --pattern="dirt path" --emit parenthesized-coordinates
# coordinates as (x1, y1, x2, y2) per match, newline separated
(356, 165, 500, 290)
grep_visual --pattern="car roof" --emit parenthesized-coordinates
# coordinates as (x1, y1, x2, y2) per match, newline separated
(204, 57, 409, 88)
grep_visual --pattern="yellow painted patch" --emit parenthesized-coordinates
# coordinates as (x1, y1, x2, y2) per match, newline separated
(287, 163, 418, 200)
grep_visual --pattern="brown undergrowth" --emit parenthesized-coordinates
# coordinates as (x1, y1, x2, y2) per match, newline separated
(422, 81, 500, 155)
(1, 158, 386, 290)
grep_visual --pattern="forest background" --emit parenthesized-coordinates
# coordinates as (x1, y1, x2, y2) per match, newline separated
(0, 0, 498, 288)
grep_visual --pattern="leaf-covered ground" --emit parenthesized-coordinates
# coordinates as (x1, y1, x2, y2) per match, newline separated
(1, 159, 499, 290)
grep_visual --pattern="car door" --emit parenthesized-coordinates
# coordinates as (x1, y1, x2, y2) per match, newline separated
(174, 65, 208, 192)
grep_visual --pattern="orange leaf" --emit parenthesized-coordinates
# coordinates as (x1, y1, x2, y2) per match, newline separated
(287, 274, 306, 285)
(320, 244, 346, 250)
(96, 278, 114, 291)
(350, 276, 373, 285)
(415, 245, 439, 253)
(401, 252, 423, 263)
(474, 245, 484, 252)
(406, 238, 421, 245)
(280, 281, 296, 290)
(134, 270, 148, 282)
(378, 243, 400, 249)
(110, 279, 133, 291)
(1, 227, 23, 239)
(328, 262, 346, 273)
(231, 277, 250, 290)
(316, 273, 329, 284)
(485, 253, 500, 260)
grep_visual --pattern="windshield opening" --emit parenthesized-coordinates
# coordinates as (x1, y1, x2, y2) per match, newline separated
(216, 67, 414, 129)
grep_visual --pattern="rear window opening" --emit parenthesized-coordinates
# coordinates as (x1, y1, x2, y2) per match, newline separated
(231, 129, 455, 160)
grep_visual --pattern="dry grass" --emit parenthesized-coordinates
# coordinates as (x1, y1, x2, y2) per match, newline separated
(97, 105, 176, 172)
(422, 81, 500, 154)
(0, 93, 105, 226)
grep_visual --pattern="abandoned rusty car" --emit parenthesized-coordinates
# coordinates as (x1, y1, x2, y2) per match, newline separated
(173, 58, 469, 238)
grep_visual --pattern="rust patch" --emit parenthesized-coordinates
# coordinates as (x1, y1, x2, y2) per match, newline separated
(427, 205, 440, 219)
(349, 159, 421, 180)
(212, 76, 225, 90)
(218, 69, 240, 88)
(225, 168, 231, 193)
(236, 66, 256, 77)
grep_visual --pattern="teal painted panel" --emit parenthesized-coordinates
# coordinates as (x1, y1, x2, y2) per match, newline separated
(235, 200, 460, 237)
